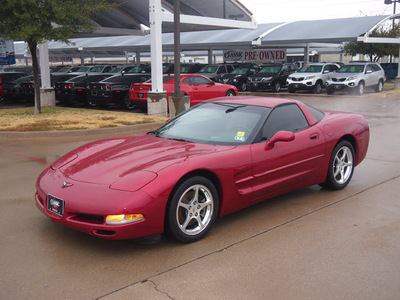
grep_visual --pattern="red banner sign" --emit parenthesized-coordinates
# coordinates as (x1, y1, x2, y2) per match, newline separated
(224, 49, 286, 63)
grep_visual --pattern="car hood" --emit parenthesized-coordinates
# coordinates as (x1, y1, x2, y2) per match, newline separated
(222, 74, 244, 79)
(198, 73, 217, 78)
(250, 73, 277, 78)
(290, 72, 320, 77)
(330, 72, 360, 78)
(55, 134, 234, 185)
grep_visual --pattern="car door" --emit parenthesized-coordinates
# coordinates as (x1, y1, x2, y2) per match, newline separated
(183, 76, 222, 105)
(250, 103, 326, 201)
(364, 64, 376, 87)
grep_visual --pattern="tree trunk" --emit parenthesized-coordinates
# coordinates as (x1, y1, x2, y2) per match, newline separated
(28, 40, 41, 114)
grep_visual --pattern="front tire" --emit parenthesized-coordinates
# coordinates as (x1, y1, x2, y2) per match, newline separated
(272, 81, 281, 92)
(166, 176, 219, 243)
(353, 82, 365, 95)
(324, 140, 355, 190)
(239, 81, 247, 92)
(313, 81, 322, 94)
(288, 85, 296, 93)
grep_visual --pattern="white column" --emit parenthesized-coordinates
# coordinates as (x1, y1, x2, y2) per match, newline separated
(39, 41, 51, 88)
(149, 0, 164, 93)
(39, 41, 55, 106)
(148, 0, 168, 116)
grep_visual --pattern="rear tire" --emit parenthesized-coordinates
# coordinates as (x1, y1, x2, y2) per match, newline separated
(225, 90, 236, 96)
(375, 79, 384, 93)
(121, 93, 136, 110)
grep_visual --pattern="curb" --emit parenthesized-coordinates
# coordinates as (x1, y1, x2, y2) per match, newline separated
(0, 122, 165, 139)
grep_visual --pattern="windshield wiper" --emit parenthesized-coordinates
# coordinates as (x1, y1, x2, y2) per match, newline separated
(167, 137, 193, 143)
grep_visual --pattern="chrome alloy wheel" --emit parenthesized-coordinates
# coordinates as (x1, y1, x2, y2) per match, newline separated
(176, 184, 214, 236)
(332, 145, 354, 185)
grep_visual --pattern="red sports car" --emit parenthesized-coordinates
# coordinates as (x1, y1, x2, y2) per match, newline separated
(129, 74, 238, 110)
(35, 96, 369, 243)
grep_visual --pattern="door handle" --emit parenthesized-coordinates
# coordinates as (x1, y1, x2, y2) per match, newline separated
(310, 133, 319, 140)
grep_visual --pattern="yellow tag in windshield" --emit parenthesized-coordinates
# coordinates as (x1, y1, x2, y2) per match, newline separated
(234, 131, 246, 142)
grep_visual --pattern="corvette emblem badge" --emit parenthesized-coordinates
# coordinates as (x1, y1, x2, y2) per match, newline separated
(62, 182, 73, 188)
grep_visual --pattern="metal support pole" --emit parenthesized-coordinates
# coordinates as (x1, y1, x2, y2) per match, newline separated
(169, 0, 190, 117)
(173, 0, 183, 97)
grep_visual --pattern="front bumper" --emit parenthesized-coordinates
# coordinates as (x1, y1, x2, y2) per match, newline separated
(35, 167, 165, 240)
(248, 81, 272, 90)
(326, 80, 358, 89)
(287, 80, 315, 90)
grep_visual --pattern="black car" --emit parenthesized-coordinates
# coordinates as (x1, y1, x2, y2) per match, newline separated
(108, 64, 151, 74)
(217, 65, 259, 91)
(163, 63, 206, 74)
(87, 74, 151, 110)
(54, 74, 113, 106)
(247, 63, 297, 92)
(0, 72, 29, 102)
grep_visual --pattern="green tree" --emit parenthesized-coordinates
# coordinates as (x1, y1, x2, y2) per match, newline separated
(0, 0, 118, 114)
(342, 24, 400, 62)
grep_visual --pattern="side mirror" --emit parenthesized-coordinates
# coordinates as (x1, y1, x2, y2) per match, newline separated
(366, 70, 372, 74)
(265, 131, 295, 150)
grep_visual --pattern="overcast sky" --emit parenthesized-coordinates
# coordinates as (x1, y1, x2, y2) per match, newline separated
(240, 0, 395, 23)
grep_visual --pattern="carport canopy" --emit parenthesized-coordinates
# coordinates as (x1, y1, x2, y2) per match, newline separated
(44, 15, 390, 60)
(36, 0, 257, 115)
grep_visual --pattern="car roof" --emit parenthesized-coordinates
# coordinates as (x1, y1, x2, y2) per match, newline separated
(209, 96, 297, 108)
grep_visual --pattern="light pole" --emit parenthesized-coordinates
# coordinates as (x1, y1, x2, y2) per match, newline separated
(385, 0, 399, 19)
(384, 1, 399, 63)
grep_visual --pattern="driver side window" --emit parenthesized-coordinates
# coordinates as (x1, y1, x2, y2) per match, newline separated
(262, 104, 309, 140)
(189, 76, 213, 85)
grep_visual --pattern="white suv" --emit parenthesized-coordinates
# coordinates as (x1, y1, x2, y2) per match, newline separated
(286, 63, 340, 94)
(325, 62, 385, 95)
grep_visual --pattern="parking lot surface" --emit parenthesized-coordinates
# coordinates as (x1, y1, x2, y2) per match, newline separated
(1, 92, 400, 299)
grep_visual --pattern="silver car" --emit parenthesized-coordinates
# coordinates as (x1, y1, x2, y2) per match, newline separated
(325, 62, 385, 95)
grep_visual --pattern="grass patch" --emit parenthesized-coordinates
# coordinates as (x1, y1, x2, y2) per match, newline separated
(0, 107, 167, 131)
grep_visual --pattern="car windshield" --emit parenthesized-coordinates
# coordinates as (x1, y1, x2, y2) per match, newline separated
(231, 68, 249, 75)
(152, 102, 270, 145)
(89, 66, 105, 72)
(198, 65, 218, 73)
(298, 65, 323, 73)
(126, 66, 144, 73)
(68, 74, 111, 83)
(109, 66, 124, 73)
(258, 66, 281, 74)
(74, 67, 91, 72)
(14, 76, 33, 83)
(337, 64, 365, 73)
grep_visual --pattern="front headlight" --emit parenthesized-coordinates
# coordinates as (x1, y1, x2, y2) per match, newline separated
(262, 77, 273, 82)
(347, 76, 358, 81)
(305, 75, 315, 80)
(106, 214, 144, 225)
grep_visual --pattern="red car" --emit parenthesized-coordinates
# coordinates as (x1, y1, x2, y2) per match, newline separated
(129, 74, 238, 110)
(35, 96, 369, 243)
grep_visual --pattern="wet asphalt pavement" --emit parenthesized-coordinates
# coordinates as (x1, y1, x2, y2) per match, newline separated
(1, 91, 400, 299)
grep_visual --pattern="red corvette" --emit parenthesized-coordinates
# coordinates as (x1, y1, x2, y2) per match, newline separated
(129, 74, 238, 110)
(35, 96, 369, 243)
